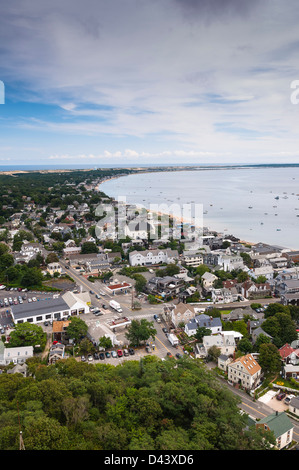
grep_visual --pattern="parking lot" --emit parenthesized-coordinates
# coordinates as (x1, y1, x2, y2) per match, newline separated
(0, 288, 58, 332)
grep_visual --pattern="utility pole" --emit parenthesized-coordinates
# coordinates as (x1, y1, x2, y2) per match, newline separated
(131, 285, 134, 310)
(17, 401, 25, 450)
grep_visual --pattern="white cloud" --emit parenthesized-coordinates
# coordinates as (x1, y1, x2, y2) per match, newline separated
(2, 1, 299, 163)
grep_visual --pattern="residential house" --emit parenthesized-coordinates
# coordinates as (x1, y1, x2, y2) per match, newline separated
(63, 246, 82, 257)
(256, 411, 293, 450)
(241, 280, 271, 299)
(184, 313, 222, 337)
(146, 276, 184, 298)
(211, 287, 238, 303)
(201, 271, 218, 291)
(282, 364, 299, 381)
(288, 396, 299, 418)
(217, 252, 245, 272)
(278, 279, 299, 306)
(48, 343, 65, 364)
(279, 343, 299, 365)
(218, 354, 233, 372)
(129, 248, 178, 266)
(227, 353, 262, 390)
(6, 363, 29, 377)
(52, 320, 71, 343)
(181, 250, 203, 267)
(251, 326, 273, 344)
(169, 303, 197, 328)
(196, 331, 239, 358)
(248, 265, 274, 281)
(47, 262, 62, 276)
(0, 341, 33, 366)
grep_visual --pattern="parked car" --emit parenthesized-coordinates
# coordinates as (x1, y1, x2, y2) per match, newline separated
(284, 394, 295, 404)
(93, 352, 99, 360)
(166, 352, 173, 357)
(81, 355, 86, 362)
(102, 304, 108, 309)
(111, 351, 117, 358)
(162, 327, 168, 334)
(128, 348, 135, 355)
(99, 352, 105, 360)
(276, 393, 286, 400)
(117, 349, 123, 357)
(105, 351, 111, 358)
(88, 354, 93, 362)
(123, 349, 129, 356)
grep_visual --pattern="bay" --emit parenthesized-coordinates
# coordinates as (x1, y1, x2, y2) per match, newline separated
(100, 166, 299, 250)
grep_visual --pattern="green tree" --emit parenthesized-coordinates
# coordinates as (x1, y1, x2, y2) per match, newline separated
(98, 336, 113, 349)
(195, 326, 211, 342)
(133, 274, 147, 293)
(66, 317, 88, 344)
(125, 319, 157, 347)
(81, 242, 99, 254)
(258, 343, 281, 376)
(8, 322, 46, 349)
(237, 338, 253, 354)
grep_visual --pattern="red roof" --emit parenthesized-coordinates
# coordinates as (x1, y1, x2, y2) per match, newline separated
(107, 282, 131, 290)
(279, 343, 294, 359)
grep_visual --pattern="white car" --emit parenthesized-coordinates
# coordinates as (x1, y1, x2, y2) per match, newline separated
(32, 297, 37, 302)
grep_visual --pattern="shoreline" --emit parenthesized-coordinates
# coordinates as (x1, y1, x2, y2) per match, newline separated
(98, 173, 258, 248)
(97, 169, 299, 253)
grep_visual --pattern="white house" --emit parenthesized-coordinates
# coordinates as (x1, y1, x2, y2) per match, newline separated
(129, 249, 178, 267)
(217, 253, 245, 272)
(0, 341, 33, 366)
(184, 314, 222, 337)
(227, 353, 262, 391)
(256, 412, 293, 450)
(201, 272, 218, 290)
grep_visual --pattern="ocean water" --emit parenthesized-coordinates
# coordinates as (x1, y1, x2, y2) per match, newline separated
(100, 166, 299, 250)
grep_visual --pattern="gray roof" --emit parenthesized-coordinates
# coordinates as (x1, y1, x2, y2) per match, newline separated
(289, 396, 299, 409)
(11, 298, 69, 320)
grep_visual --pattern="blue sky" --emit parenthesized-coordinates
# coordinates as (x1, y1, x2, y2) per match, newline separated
(1, 0, 299, 166)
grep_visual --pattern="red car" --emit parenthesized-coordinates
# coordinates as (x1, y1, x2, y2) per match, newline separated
(276, 393, 286, 401)
(117, 349, 123, 357)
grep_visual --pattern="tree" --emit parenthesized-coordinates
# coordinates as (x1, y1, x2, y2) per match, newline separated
(46, 252, 59, 264)
(98, 336, 113, 349)
(195, 326, 211, 342)
(256, 275, 267, 284)
(81, 242, 99, 254)
(258, 343, 281, 376)
(133, 274, 147, 293)
(262, 311, 298, 348)
(237, 338, 253, 354)
(8, 322, 46, 349)
(66, 317, 88, 344)
(195, 264, 210, 277)
(125, 319, 157, 347)
(255, 333, 272, 351)
(21, 267, 43, 288)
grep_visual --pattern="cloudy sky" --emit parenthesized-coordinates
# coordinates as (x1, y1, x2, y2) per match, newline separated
(1, 0, 299, 166)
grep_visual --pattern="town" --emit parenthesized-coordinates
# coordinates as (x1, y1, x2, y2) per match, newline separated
(0, 168, 299, 450)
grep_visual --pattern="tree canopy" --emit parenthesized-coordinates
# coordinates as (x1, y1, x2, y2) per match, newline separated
(0, 356, 275, 450)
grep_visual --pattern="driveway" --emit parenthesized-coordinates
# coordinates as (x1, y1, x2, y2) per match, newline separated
(258, 390, 289, 412)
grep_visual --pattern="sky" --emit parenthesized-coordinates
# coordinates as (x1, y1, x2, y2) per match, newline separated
(1, 0, 299, 167)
